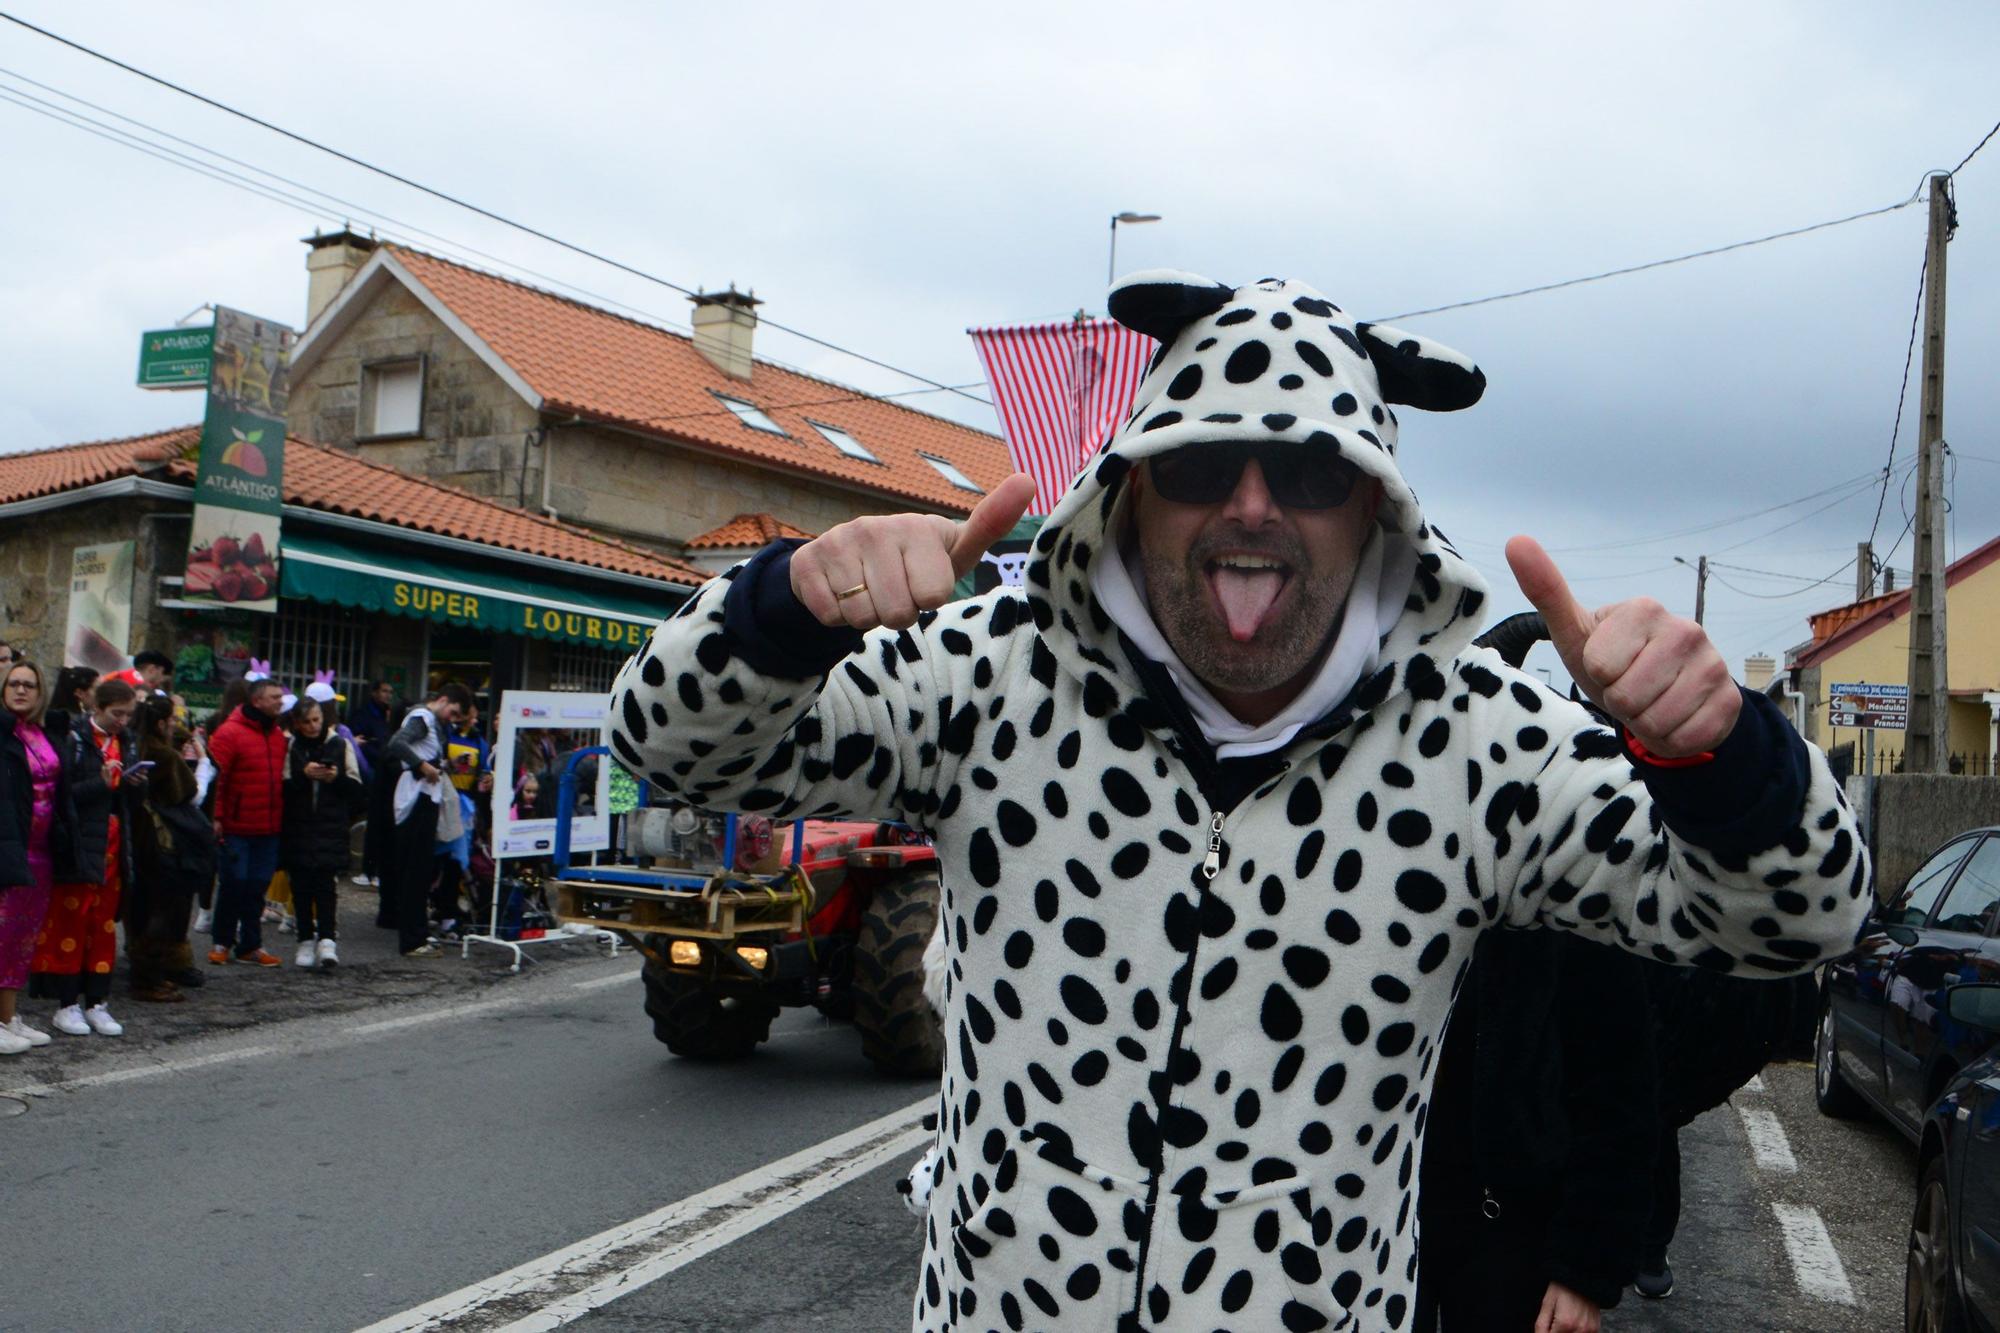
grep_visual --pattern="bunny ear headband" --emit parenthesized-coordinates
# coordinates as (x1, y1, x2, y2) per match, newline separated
(245, 658, 272, 682)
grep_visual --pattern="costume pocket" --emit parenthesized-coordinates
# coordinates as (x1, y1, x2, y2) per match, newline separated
(1189, 1174, 1345, 1324)
(940, 1131, 1145, 1331)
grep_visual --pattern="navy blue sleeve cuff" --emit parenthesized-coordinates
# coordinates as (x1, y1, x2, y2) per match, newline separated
(1632, 686, 1810, 859)
(720, 539, 865, 681)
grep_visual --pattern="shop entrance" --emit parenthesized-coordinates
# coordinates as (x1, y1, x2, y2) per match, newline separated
(423, 623, 526, 716)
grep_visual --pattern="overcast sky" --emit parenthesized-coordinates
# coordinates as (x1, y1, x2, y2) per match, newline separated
(3, 0, 1997, 681)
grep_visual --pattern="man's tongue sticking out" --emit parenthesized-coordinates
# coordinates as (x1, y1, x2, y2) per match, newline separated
(1211, 565, 1285, 643)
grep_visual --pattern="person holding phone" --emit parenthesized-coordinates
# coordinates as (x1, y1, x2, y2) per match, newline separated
(279, 696, 363, 969)
(31, 676, 140, 1036)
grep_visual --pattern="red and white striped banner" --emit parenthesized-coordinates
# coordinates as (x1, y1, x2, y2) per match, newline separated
(968, 318, 1157, 515)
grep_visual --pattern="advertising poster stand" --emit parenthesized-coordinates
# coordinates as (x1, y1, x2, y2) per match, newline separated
(467, 689, 623, 971)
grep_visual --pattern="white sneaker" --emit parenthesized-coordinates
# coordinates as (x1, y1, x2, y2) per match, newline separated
(316, 938, 339, 969)
(0, 1025, 29, 1056)
(83, 1004, 123, 1036)
(295, 941, 318, 968)
(351, 874, 374, 887)
(51, 1004, 90, 1036)
(5, 1015, 52, 1047)
(193, 906, 213, 933)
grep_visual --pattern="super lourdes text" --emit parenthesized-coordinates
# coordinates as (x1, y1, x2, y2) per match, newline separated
(388, 581, 650, 648)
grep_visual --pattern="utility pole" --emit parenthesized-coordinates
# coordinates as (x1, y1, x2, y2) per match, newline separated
(1677, 555, 1709, 625)
(1907, 174, 1954, 774)
(1856, 541, 1874, 601)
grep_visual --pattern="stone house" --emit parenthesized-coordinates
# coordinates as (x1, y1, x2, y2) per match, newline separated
(287, 233, 1011, 558)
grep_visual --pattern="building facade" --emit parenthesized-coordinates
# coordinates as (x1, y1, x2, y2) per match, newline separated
(286, 237, 1012, 559)
(1783, 532, 2000, 775)
(0, 428, 700, 715)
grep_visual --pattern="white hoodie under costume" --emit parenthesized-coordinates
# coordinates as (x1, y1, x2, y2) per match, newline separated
(607, 271, 1869, 1332)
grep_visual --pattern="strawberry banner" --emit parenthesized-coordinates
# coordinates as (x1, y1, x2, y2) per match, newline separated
(183, 306, 294, 612)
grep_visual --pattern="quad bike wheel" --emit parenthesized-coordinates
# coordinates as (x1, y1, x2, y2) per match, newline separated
(853, 868, 946, 1076)
(642, 957, 779, 1060)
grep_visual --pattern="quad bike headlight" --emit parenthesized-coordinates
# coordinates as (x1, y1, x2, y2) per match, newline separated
(668, 939, 701, 967)
(736, 946, 770, 971)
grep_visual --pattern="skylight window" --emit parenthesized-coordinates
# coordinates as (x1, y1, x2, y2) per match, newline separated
(713, 393, 785, 435)
(920, 453, 983, 493)
(811, 422, 879, 463)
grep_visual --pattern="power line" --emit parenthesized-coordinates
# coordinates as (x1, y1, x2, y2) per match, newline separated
(0, 10, 991, 407)
(1540, 469, 1884, 554)
(1374, 195, 1921, 323)
(0, 69, 1002, 425)
(1709, 558, 1858, 600)
(1954, 119, 2000, 174)
(0, 86, 333, 223)
(1708, 559, 1851, 583)
(0, 64, 717, 344)
(1710, 465, 1913, 556)
(1864, 250, 1927, 551)
(1377, 118, 1999, 326)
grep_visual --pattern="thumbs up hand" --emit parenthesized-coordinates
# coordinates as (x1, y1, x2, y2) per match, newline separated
(792, 473, 1038, 631)
(1505, 536, 1741, 759)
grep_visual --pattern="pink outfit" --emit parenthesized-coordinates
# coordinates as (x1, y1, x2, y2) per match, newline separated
(0, 720, 59, 989)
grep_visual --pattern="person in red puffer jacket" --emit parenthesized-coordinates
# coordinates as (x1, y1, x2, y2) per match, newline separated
(205, 679, 288, 967)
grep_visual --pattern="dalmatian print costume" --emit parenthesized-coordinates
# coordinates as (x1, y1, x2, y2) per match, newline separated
(609, 271, 1869, 1332)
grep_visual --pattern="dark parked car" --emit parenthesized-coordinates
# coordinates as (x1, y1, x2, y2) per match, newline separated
(1905, 983, 2000, 1333)
(1818, 827, 2000, 1138)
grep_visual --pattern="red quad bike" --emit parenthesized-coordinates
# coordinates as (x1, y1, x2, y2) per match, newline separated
(548, 747, 945, 1074)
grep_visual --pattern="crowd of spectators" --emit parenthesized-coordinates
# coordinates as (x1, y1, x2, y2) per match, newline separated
(0, 636, 507, 1053)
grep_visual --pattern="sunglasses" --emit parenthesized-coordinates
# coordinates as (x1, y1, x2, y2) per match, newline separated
(1147, 442, 1363, 510)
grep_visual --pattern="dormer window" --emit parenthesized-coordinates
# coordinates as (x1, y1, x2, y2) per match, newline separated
(713, 392, 785, 435)
(920, 453, 983, 493)
(811, 422, 879, 463)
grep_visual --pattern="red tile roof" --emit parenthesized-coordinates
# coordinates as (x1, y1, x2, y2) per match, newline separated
(1791, 531, 2000, 670)
(687, 512, 816, 549)
(0, 427, 184, 501)
(384, 247, 1010, 515)
(0, 428, 703, 586)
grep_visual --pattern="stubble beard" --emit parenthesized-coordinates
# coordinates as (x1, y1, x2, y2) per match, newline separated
(1139, 533, 1353, 695)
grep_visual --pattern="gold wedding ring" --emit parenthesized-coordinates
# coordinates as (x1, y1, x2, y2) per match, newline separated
(836, 582, 870, 600)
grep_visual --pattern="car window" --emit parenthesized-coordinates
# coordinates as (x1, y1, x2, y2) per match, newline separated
(1891, 838, 1980, 927)
(1935, 837, 2000, 935)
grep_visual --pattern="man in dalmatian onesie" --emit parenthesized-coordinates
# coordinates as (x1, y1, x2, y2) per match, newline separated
(607, 271, 1869, 1332)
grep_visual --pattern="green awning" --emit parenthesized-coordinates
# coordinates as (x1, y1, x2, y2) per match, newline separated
(280, 529, 682, 651)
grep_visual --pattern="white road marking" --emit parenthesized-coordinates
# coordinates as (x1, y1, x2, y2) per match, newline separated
(569, 970, 639, 991)
(1744, 1073, 1766, 1094)
(1735, 1103, 1800, 1173)
(1772, 1202, 1858, 1305)
(358, 1098, 933, 1333)
(350, 991, 550, 1035)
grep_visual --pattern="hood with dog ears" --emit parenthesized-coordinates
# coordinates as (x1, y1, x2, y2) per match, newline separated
(1023, 270, 1495, 699)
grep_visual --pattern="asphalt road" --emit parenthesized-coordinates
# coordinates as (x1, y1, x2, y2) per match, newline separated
(0, 914, 1932, 1332)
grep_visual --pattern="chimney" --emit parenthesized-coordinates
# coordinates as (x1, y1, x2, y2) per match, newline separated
(690, 286, 761, 380)
(1882, 567, 1897, 593)
(304, 228, 378, 327)
(1742, 654, 1776, 692)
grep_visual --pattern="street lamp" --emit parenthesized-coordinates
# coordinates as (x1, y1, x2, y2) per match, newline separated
(1109, 212, 1161, 285)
